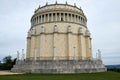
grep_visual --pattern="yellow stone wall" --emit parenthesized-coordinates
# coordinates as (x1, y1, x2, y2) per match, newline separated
(26, 4, 92, 60)
(26, 22, 92, 60)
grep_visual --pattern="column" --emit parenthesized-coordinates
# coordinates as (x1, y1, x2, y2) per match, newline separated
(67, 13, 69, 22)
(74, 15, 76, 22)
(55, 13, 57, 21)
(44, 14, 46, 22)
(63, 13, 65, 21)
(41, 15, 42, 23)
(51, 13, 53, 21)
(59, 13, 61, 21)
(47, 13, 49, 22)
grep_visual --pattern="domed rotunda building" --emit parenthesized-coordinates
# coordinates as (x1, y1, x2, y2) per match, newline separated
(11, 2, 106, 73)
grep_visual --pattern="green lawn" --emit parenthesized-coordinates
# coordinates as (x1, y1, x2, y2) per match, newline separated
(0, 71, 120, 80)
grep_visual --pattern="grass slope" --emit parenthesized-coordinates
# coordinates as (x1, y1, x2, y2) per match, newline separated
(0, 71, 120, 80)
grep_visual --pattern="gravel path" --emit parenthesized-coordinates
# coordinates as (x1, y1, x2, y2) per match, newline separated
(0, 71, 23, 75)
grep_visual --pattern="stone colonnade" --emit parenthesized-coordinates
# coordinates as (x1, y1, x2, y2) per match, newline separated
(31, 12, 86, 27)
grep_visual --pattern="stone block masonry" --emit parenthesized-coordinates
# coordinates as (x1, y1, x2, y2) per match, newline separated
(11, 60, 107, 73)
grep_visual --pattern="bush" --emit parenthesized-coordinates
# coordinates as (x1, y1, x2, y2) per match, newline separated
(108, 68, 120, 72)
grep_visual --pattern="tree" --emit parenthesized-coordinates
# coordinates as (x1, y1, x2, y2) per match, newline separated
(2, 56, 13, 70)
(0, 56, 17, 70)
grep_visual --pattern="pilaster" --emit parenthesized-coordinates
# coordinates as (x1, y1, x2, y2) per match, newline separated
(26, 37, 31, 60)
(85, 33, 91, 60)
(53, 32, 58, 60)
(40, 33, 45, 60)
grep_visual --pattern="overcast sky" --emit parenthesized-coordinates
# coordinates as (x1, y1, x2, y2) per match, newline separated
(0, 0, 120, 65)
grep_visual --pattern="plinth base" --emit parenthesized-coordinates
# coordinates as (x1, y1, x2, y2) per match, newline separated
(11, 60, 107, 73)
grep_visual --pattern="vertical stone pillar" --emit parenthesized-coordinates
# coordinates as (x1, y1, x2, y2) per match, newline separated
(44, 14, 46, 22)
(78, 29, 83, 60)
(41, 15, 42, 23)
(34, 48, 37, 61)
(55, 13, 57, 21)
(63, 13, 65, 21)
(85, 30, 91, 60)
(78, 28, 86, 60)
(40, 27, 45, 60)
(89, 37, 92, 59)
(74, 47, 76, 60)
(30, 36, 36, 60)
(36, 36, 40, 60)
(53, 33, 57, 60)
(26, 37, 31, 60)
(74, 15, 76, 22)
(53, 25, 58, 60)
(67, 13, 69, 21)
(59, 13, 61, 21)
(67, 26, 72, 60)
(51, 13, 53, 21)
(48, 14, 49, 22)
(53, 47, 56, 60)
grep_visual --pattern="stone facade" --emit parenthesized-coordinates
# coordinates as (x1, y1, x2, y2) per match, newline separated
(26, 3, 91, 60)
(11, 60, 106, 73)
(11, 3, 107, 73)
